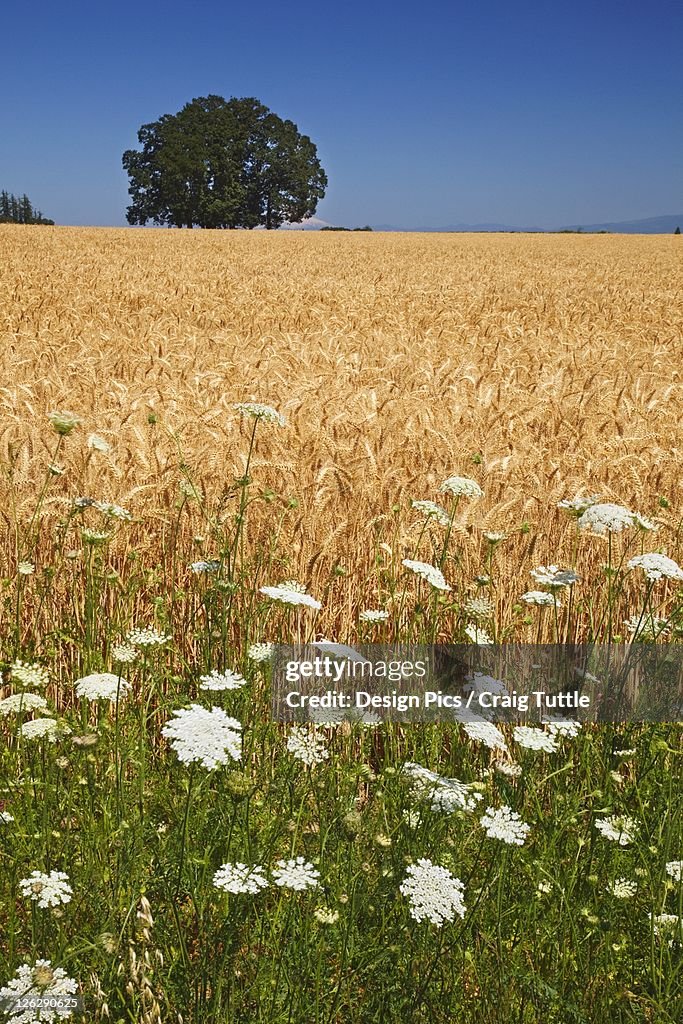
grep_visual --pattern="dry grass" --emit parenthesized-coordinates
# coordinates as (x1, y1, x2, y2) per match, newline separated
(1, 225, 682, 641)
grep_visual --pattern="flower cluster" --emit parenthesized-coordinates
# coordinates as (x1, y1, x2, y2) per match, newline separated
(577, 503, 636, 535)
(125, 626, 172, 647)
(594, 815, 637, 845)
(19, 870, 73, 909)
(480, 805, 531, 846)
(74, 672, 130, 703)
(403, 762, 483, 813)
(513, 726, 559, 753)
(359, 609, 389, 624)
(286, 725, 329, 766)
(199, 669, 246, 691)
(161, 705, 242, 769)
(260, 581, 321, 609)
(272, 857, 320, 891)
(233, 401, 285, 426)
(0, 693, 49, 716)
(440, 476, 484, 499)
(0, 960, 78, 1023)
(400, 859, 467, 925)
(411, 500, 450, 526)
(627, 553, 683, 582)
(402, 559, 451, 591)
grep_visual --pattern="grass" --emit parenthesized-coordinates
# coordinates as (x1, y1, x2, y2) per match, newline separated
(0, 225, 681, 1023)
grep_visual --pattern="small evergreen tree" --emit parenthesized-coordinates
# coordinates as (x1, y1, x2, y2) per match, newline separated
(675, 226, 681, 235)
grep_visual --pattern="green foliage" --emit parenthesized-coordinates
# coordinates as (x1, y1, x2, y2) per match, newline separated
(122, 96, 328, 230)
(0, 190, 54, 225)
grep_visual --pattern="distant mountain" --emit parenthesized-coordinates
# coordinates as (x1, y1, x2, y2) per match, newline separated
(368, 214, 683, 234)
(558, 214, 682, 234)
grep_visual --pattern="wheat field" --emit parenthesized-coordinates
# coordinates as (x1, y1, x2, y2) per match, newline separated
(1, 225, 681, 645)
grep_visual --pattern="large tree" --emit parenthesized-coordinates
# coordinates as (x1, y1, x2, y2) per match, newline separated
(122, 96, 327, 229)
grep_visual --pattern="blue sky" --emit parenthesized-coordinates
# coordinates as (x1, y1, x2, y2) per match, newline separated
(2, 0, 681, 227)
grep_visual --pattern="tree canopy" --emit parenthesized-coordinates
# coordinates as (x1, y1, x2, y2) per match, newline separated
(122, 96, 327, 229)
(0, 191, 54, 225)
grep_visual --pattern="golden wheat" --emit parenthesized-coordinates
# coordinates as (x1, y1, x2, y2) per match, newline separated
(1, 225, 681, 641)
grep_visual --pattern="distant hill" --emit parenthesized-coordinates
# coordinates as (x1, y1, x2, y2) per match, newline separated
(367, 214, 683, 234)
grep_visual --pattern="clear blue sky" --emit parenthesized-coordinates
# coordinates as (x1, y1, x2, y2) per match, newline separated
(2, 0, 681, 228)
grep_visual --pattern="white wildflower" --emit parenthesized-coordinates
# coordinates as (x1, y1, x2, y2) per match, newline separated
(286, 725, 329, 766)
(359, 609, 389, 623)
(0, 693, 49, 716)
(125, 626, 171, 647)
(21, 718, 66, 742)
(271, 857, 320, 891)
(650, 913, 681, 946)
(464, 597, 493, 620)
(513, 726, 559, 753)
(411, 500, 450, 526)
(594, 815, 637, 845)
(463, 672, 508, 698)
(530, 565, 580, 589)
(464, 623, 494, 644)
(19, 870, 73, 909)
(480, 805, 530, 846)
(624, 615, 670, 639)
(0, 811, 15, 823)
(632, 513, 658, 532)
(521, 590, 558, 607)
(190, 559, 221, 573)
(314, 907, 339, 924)
(627, 553, 683, 582)
(75, 672, 130, 703)
(459, 713, 508, 752)
(17, 562, 35, 576)
(665, 861, 683, 883)
(402, 559, 451, 591)
(80, 529, 111, 545)
(199, 668, 246, 691)
(399, 859, 466, 925)
(543, 717, 581, 738)
(10, 660, 49, 689)
(247, 642, 274, 663)
(233, 402, 285, 426)
(403, 762, 483, 813)
(606, 877, 637, 898)
(93, 500, 132, 521)
(483, 531, 506, 543)
(577, 503, 636, 535)
(111, 642, 138, 663)
(557, 494, 600, 516)
(440, 476, 484, 499)
(260, 582, 321, 609)
(161, 705, 242, 769)
(87, 433, 111, 453)
(0, 960, 78, 1022)
(213, 862, 269, 895)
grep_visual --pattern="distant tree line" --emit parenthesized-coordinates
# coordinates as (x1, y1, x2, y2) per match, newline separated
(320, 225, 373, 231)
(0, 191, 54, 225)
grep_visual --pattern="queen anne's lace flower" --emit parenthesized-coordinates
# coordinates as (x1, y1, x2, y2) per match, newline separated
(10, 660, 49, 689)
(87, 433, 111, 453)
(0, 693, 49, 716)
(594, 814, 637, 845)
(410, 500, 450, 526)
(464, 597, 493, 620)
(260, 582, 321, 609)
(480, 805, 530, 846)
(111, 643, 138, 663)
(17, 562, 35, 576)
(161, 705, 242, 769)
(75, 672, 130, 703)
(213, 862, 269, 895)
(189, 559, 221, 574)
(48, 410, 80, 436)
(530, 566, 580, 588)
(665, 861, 683, 883)
(286, 726, 329, 766)
(513, 726, 559, 753)
(458, 713, 508, 752)
(248, 642, 274, 662)
(650, 913, 682, 946)
(402, 559, 451, 591)
(19, 870, 73, 909)
(399, 859, 466, 925)
(359, 609, 389, 623)
(271, 857, 320, 891)
(557, 494, 600, 516)
(627, 553, 683, 582)
(21, 718, 67, 742)
(233, 402, 285, 426)
(606, 877, 637, 898)
(93, 501, 132, 521)
(577, 503, 636, 535)
(403, 762, 483, 813)
(543, 717, 581, 738)
(464, 623, 494, 644)
(0, 959, 78, 1023)
(521, 591, 558, 607)
(440, 476, 484, 499)
(199, 669, 246, 691)
(126, 626, 171, 647)
(624, 615, 670, 639)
